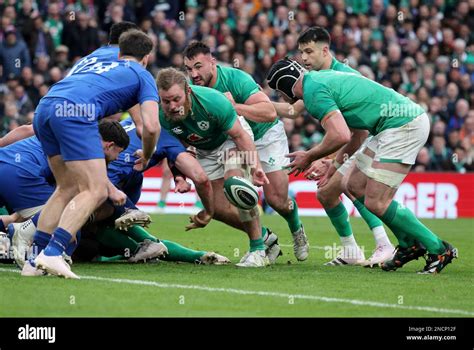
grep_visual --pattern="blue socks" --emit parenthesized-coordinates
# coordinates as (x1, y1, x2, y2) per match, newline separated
(65, 230, 81, 256)
(43, 228, 73, 256)
(31, 212, 40, 226)
(32, 230, 51, 253)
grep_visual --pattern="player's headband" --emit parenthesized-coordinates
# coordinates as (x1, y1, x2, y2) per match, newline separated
(266, 58, 306, 101)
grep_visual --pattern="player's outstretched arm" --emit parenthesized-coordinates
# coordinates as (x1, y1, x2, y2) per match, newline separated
(226, 91, 277, 123)
(106, 179, 127, 206)
(226, 119, 269, 186)
(307, 110, 351, 161)
(333, 129, 369, 167)
(139, 101, 160, 164)
(272, 100, 306, 119)
(286, 110, 351, 175)
(0, 124, 34, 147)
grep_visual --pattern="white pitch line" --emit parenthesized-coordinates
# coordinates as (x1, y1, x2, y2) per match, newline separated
(1, 267, 472, 316)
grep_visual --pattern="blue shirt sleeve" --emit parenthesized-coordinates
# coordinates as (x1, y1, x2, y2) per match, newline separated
(138, 71, 159, 104)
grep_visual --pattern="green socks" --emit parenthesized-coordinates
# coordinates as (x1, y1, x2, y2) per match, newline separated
(325, 202, 353, 237)
(127, 225, 158, 243)
(250, 237, 265, 252)
(281, 199, 302, 234)
(353, 196, 384, 230)
(96, 225, 207, 263)
(381, 200, 444, 254)
(95, 227, 139, 254)
(161, 240, 205, 263)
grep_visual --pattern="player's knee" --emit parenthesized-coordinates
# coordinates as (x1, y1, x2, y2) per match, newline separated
(340, 176, 350, 194)
(265, 192, 289, 213)
(213, 207, 229, 222)
(90, 185, 108, 204)
(364, 198, 386, 217)
(317, 186, 331, 205)
(193, 171, 209, 187)
(346, 179, 363, 198)
(56, 185, 78, 200)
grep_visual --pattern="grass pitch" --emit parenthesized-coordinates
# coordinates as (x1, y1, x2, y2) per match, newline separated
(1, 215, 472, 317)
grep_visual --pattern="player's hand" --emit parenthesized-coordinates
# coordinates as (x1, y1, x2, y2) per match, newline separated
(108, 188, 127, 206)
(251, 167, 270, 186)
(174, 176, 192, 193)
(223, 92, 236, 106)
(185, 210, 212, 231)
(304, 159, 332, 180)
(133, 149, 150, 171)
(317, 163, 337, 188)
(286, 151, 311, 176)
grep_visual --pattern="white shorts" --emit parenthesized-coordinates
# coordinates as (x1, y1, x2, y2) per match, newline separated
(17, 205, 44, 219)
(337, 136, 375, 176)
(254, 120, 290, 173)
(196, 116, 254, 181)
(369, 113, 430, 165)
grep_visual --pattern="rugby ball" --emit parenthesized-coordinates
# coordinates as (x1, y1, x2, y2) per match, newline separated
(223, 176, 259, 210)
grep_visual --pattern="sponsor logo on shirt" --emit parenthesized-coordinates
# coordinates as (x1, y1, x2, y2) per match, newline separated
(197, 121, 210, 131)
(187, 133, 204, 142)
(172, 126, 183, 134)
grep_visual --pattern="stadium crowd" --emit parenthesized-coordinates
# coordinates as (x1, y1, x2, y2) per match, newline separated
(0, 0, 473, 172)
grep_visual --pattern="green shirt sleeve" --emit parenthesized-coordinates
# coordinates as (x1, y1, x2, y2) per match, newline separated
(304, 83, 339, 121)
(230, 69, 260, 103)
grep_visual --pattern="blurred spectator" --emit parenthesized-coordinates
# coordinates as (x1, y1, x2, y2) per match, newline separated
(289, 133, 305, 153)
(448, 99, 469, 131)
(413, 147, 431, 172)
(13, 84, 34, 121)
(0, 26, 31, 82)
(429, 136, 452, 171)
(22, 13, 55, 61)
(62, 12, 99, 61)
(460, 112, 474, 147)
(44, 2, 63, 48)
(0, 0, 471, 172)
(51, 45, 71, 71)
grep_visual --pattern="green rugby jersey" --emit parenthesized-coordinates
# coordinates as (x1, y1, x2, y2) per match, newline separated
(160, 85, 237, 150)
(329, 57, 359, 74)
(302, 70, 425, 135)
(207, 64, 277, 141)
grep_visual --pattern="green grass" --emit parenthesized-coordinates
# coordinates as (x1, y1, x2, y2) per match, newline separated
(1, 215, 472, 317)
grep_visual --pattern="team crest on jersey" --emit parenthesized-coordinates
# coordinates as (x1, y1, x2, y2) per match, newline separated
(197, 121, 210, 131)
(172, 126, 183, 134)
(187, 133, 204, 142)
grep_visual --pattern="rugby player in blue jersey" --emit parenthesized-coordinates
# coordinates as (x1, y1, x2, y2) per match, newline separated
(32, 30, 160, 279)
(0, 22, 141, 153)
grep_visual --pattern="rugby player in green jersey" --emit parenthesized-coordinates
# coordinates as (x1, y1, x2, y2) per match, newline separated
(157, 68, 271, 267)
(273, 27, 394, 267)
(183, 41, 309, 263)
(266, 58, 458, 274)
